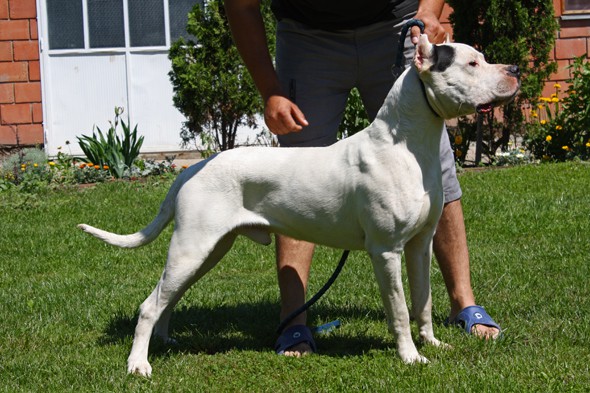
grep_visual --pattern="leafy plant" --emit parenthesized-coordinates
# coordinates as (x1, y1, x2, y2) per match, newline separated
(77, 107, 144, 178)
(169, 0, 275, 152)
(449, 118, 476, 165)
(525, 57, 590, 161)
(1, 147, 51, 186)
(72, 162, 112, 184)
(447, 0, 558, 156)
(493, 143, 532, 166)
(338, 88, 370, 139)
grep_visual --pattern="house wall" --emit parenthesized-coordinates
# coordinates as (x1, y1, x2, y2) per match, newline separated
(0, 0, 43, 147)
(546, 0, 590, 97)
(0, 1, 588, 149)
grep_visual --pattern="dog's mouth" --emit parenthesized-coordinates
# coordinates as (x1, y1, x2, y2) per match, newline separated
(476, 103, 493, 114)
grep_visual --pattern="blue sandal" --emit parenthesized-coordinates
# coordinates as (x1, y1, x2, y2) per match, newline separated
(446, 305, 502, 335)
(275, 325, 317, 355)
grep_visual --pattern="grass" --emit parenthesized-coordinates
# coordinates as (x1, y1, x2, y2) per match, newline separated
(1, 162, 589, 391)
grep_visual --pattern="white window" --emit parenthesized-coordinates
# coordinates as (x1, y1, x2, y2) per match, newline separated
(39, 0, 202, 155)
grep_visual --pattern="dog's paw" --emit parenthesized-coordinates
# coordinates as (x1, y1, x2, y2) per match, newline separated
(403, 354, 430, 364)
(430, 339, 452, 350)
(399, 350, 430, 364)
(420, 335, 451, 349)
(127, 359, 152, 377)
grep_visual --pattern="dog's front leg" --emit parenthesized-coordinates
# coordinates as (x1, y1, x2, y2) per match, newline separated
(370, 249, 428, 364)
(404, 233, 444, 348)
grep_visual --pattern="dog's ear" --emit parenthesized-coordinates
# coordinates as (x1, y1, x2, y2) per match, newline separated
(414, 34, 434, 72)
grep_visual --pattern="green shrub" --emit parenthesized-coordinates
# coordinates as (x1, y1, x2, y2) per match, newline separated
(77, 107, 144, 178)
(525, 57, 590, 161)
(338, 88, 370, 139)
(447, 0, 558, 158)
(169, 1, 275, 153)
(1, 148, 52, 187)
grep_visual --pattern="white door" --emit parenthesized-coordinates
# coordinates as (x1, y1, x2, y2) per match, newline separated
(37, 0, 200, 156)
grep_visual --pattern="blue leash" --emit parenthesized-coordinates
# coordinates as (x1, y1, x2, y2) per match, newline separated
(392, 18, 425, 79)
(276, 250, 349, 334)
(276, 18, 426, 336)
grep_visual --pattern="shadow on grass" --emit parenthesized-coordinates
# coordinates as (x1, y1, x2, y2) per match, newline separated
(98, 300, 437, 357)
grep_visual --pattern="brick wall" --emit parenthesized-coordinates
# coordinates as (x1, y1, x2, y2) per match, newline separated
(545, 15, 590, 97)
(0, 0, 42, 147)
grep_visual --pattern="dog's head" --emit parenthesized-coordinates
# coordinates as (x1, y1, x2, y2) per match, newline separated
(413, 35, 520, 119)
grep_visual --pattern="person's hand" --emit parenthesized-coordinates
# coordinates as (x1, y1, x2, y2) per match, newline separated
(264, 95, 309, 135)
(410, 9, 446, 45)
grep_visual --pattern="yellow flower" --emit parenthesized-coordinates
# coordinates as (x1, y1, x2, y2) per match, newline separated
(553, 83, 561, 89)
(48, 161, 56, 166)
(542, 155, 550, 161)
(531, 110, 538, 118)
(586, 141, 590, 148)
(551, 93, 557, 98)
(551, 97, 559, 103)
(545, 135, 552, 142)
(454, 135, 463, 145)
(562, 145, 570, 151)
(537, 104, 543, 109)
(33, 163, 38, 168)
(555, 125, 562, 131)
(540, 120, 547, 125)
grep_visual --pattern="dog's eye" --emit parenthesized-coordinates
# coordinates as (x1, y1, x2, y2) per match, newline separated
(469, 61, 479, 67)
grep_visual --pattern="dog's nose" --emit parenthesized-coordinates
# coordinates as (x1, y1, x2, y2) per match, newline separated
(507, 65, 520, 78)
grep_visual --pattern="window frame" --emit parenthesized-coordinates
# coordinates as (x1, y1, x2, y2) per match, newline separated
(42, 0, 199, 55)
(562, 0, 590, 16)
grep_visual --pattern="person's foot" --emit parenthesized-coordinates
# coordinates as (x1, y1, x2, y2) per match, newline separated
(275, 325, 316, 356)
(447, 305, 502, 339)
(282, 342, 314, 357)
(470, 323, 501, 340)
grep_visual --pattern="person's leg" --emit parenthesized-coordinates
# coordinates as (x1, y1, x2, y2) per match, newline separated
(274, 19, 357, 355)
(274, 236, 315, 356)
(435, 122, 500, 338)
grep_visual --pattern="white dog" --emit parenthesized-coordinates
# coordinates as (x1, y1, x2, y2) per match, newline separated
(79, 35, 520, 376)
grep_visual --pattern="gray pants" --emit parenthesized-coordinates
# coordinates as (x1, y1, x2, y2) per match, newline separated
(275, 17, 462, 202)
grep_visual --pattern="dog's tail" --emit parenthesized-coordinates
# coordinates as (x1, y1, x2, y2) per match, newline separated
(78, 181, 179, 249)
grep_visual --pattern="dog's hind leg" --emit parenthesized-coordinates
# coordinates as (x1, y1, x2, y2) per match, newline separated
(370, 249, 428, 364)
(404, 230, 444, 348)
(127, 232, 237, 377)
(153, 232, 238, 344)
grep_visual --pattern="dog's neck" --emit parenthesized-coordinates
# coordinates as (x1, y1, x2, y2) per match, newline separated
(365, 67, 445, 165)
(375, 68, 444, 136)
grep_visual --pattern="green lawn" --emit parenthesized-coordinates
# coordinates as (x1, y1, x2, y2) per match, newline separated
(1, 162, 589, 392)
